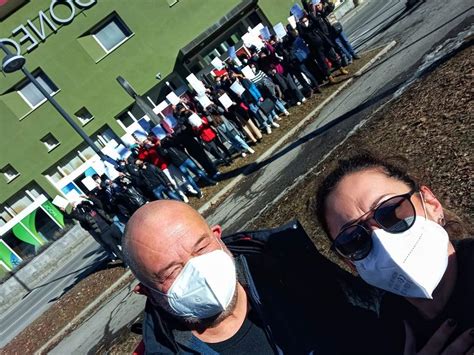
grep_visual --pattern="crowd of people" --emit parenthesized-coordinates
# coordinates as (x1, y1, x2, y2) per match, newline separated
(59, 1, 474, 354)
(62, 0, 361, 261)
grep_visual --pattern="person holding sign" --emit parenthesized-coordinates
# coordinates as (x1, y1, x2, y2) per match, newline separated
(209, 110, 255, 158)
(190, 112, 234, 166)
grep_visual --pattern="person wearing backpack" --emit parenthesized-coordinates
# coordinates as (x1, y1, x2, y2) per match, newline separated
(123, 201, 406, 354)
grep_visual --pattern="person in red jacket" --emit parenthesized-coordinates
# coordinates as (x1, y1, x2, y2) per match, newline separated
(137, 138, 190, 202)
(191, 114, 233, 166)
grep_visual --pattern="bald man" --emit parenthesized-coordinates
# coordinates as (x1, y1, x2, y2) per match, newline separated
(123, 201, 403, 354)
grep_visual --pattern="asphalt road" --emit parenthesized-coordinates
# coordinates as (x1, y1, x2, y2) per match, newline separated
(3, 0, 473, 350)
(207, 0, 473, 234)
(0, 240, 107, 347)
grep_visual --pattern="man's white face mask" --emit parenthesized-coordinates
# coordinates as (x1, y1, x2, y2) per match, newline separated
(354, 216, 449, 299)
(157, 249, 237, 319)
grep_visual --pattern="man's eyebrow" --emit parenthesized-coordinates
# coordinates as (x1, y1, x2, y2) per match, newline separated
(192, 234, 210, 250)
(339, 193, 392, 231)
(155, 234, 209, 277)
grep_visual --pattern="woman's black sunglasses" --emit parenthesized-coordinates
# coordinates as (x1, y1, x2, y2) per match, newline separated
(332, 189, 418, 261)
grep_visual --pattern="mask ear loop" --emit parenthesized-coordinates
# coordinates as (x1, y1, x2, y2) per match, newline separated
(419, 190, 445, 226)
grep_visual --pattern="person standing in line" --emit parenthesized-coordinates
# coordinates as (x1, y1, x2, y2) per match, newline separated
(313, 0, 360, 64)
(298, 14, 349, 84)
(62, 196, 124, 261)
(136, 159, 183, 202)
(210, 113, 255, 158)
(173, 104, 221, 179)
(159, 137, 218, 199)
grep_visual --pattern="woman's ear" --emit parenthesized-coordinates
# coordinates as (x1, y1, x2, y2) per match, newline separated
(419, 185, 444, 224)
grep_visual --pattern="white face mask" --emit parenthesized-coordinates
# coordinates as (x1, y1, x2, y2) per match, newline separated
(354, 217, 449, 298)
(165, 249, 237, 319)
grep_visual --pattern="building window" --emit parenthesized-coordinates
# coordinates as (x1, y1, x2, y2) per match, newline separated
(17, 70, 59, 109)
(41, 134, 60, 152)
(167, 0, 179, 7)
(93, 127, 118, 148)
(92, 13, 132, 53)
(1, 164, 20, 183)
(75, 107, 94, 125)
(116, 110, 137, 129)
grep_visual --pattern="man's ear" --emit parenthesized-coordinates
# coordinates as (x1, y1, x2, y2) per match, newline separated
(210, 225, 223, 240)
(419, 185, 444, 223)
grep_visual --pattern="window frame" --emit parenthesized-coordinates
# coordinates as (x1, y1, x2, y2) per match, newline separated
(74, 107, 95, 126)
(16, 70, 59, 110)
(92, 13, 133, 55)
(41, 133, 61, 152)
(1, 164, 20, 183)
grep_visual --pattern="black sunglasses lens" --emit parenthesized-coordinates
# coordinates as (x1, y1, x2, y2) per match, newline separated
(375, 195, 416, 233)
(335, 225, 372, 260)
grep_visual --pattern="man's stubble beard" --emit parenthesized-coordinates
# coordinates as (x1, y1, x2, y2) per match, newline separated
(155, 244, 241, 329)
(154, 280, 240, 329)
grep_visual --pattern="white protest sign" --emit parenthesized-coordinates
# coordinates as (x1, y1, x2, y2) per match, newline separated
(242, 32, 264, 50)
(230, 81, 246, 96)
(52, 195, 69, 209)
(91, 159, 106, 176)
(218, 93, 234, 109)
(186, 73, 206, 95)
(241, 66, 256, 80)
(196, 94, 213, 109)
(152, 100, 169, 115)
(166, 92, 181, 105)
(274, 23, 287, 39)
(288, 15, 297, 29)
(188, 113, 203, 127)
(211, 57, 225, 70)
(252, 23, 265, 35)
(81, 176, 98, 191)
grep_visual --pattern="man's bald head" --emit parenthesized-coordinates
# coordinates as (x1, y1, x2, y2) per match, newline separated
(123, 201, 223, 291)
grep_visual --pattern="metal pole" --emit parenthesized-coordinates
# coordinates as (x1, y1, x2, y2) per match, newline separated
(0, 42, 109, 162)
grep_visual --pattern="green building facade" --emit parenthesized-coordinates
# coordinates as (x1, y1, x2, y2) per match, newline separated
(0, 0, 294, 274)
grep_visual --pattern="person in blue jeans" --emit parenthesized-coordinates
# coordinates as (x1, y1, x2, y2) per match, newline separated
(211, 114, 255, 157)
(158, 139, 218, 199)
(313, 0, 359, 63)
(136, 160, 182, 202)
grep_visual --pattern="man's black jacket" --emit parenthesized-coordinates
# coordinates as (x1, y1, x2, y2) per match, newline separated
(141, 221, 404, 354)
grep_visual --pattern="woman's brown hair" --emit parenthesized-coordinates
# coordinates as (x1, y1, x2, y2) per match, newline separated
(315, 153, 467, 241)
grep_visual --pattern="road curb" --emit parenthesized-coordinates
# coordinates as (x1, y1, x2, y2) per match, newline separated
(198, 40, 397, 216)
(37, 270, 133, 354)
(39, 41, 397, 354)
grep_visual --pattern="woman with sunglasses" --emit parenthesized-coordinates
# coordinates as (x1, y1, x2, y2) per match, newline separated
(316, 153, 474, 354)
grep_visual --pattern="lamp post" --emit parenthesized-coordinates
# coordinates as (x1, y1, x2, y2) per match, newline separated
(0, 42, 111, 162)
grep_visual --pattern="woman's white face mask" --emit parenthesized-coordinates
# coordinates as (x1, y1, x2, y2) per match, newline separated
(354, 201, 449, 299)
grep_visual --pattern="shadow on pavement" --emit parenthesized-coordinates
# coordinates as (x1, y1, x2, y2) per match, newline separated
(218, 18, 472, 182)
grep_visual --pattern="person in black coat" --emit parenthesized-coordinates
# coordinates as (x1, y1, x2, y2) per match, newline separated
(297, 14, 349, 83)
(172, 105, 220, 179)
(159, 137, 217, 196)
(136, 160, 182, 201)
(313, 0, 359, 63)
(63, 196, 123, 260)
